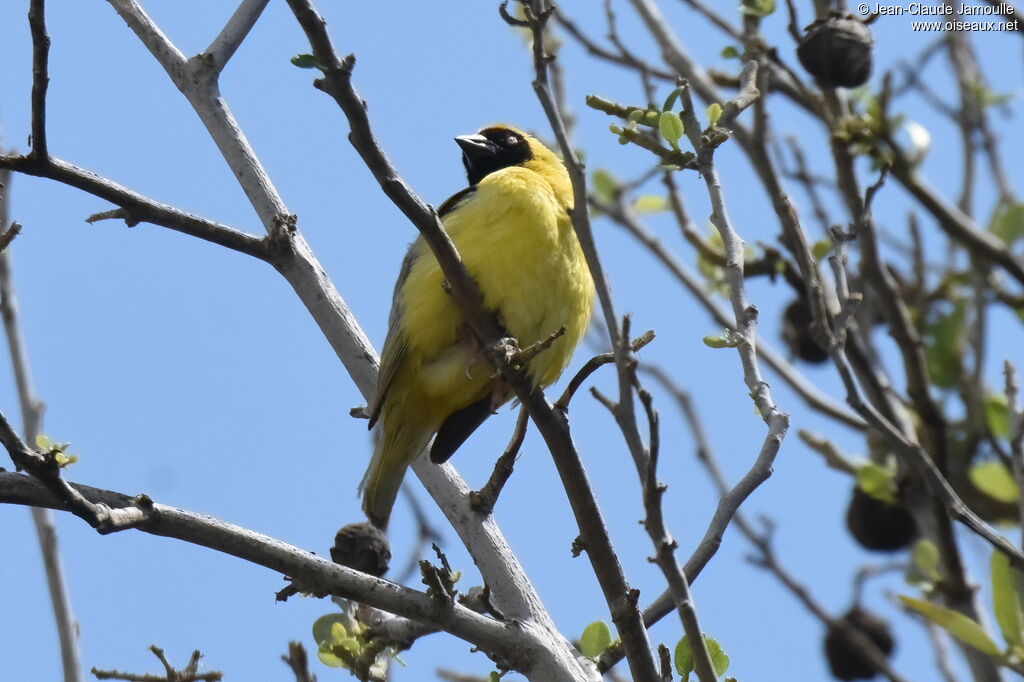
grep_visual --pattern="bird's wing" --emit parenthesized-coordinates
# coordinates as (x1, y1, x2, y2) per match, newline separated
(368, 186, 478, 428)
(368, 247, 414, 428)
(436, 186, 476, 216)
(430, 396, 492, 463)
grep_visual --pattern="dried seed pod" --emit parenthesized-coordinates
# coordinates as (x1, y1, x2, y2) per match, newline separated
(824, 607, 895, 680)
(845, 485, 918, 552)
(331, 521, 391, 577)
(782, 298, 830, 364)
(797, 14, 874, 88)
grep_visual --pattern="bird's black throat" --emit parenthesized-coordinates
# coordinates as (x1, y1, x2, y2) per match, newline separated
(457, 127, 533, 185)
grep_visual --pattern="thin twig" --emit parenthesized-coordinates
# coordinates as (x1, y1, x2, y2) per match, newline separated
(0, 172, 80, 682)
(554, 330, 655, 411)
(0, 154, 269, 258)
(887, 147, 1024, 288)
(595, 194, 864, 430)
(1005, 361, 1024, 546)
(683, 400, 911, 682)
(514, 0, 661, 676)
(0, 410, 147, 531)
(28, 0, 50, 159)
(0, 221, 22, 252)
(637, 381, 717, 682)
(91, 646, 221, 682)
(470, 407, 529, 515)
(282, 641, 317, 682)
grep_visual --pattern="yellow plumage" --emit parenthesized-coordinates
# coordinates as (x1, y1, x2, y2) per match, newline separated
(360, 125, 594, 528)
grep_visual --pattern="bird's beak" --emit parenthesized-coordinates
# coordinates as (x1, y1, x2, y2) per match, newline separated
(455, 134, 500, 163)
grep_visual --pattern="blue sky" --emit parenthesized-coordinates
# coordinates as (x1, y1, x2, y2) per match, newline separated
(1, 1, 1022, 680)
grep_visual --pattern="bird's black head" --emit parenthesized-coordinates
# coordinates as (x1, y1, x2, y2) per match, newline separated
(455, 126, 533, 186)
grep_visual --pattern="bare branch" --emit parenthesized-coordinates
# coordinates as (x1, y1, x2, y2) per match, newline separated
(92, 646, 221, 681)
(888, 152, 1024, 287)
(554, 330, 655, 411)
(469, 407, 529, 515)
(282, 641, 317, 682)
(637, 382, 717, 682)
(28, 0, 50, 158)
(0, 470, 531, 664)
(0, 154, 269, 258)
(687, 404, 911, 682)
(595, 195, 864, 430)
(1005, 361, 1024, 545)
(0, 172, 80, 682)
(0, 411, 148, 531)
(203, 0, 270, 74)
(637, 368, 785, 630)
(0, 222, 21, 252)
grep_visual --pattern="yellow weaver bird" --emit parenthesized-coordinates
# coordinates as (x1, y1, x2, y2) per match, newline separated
(360, 125, 595, 528)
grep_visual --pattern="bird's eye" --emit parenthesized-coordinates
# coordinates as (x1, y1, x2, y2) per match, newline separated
(505, 135, 519, 146)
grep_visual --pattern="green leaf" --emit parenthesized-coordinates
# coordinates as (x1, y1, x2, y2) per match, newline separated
(969, 461, 1020, 504)
(856, 462, 897, 504)
(54, 452, 78, 467)
(911, 539, 941, 581)
(580, 621, 611, 657)
(659, 111, 685, 150)
(973, 83, 1016, 108)
(923, 301, 966, 389)
(899, 595, 1003, 657)
(985, 393, 1011, 439)
(35, 434, 54, 450)
(703, 329, 739, 348)
(335, 637, 362, 656)
(675, 634, 730, 677)
(658, 163, 682, 172)
(489, 673, 501, 682)
(738, 0, 776, 16)
(592, 169, 618, 202)
(662, 87, 683, 112)
(290, 53, 321, 69)
(634, 195, 669, 214)
(706, 103, 723, 128)
(706, 637, 730, 676)
(811, 239, 833, 261)
(990, 203, 1024, 246)
(991, 550, 1024, 649)
(312, 614, 348, 646)
(720, 46, 741, 59)
(675, 636, 694, 677)
(317, 643, 347, 668)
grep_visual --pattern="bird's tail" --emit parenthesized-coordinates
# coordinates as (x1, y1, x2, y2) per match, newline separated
(360, 414, 433, 529)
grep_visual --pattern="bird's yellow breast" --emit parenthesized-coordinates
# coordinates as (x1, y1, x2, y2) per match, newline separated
(399, 165, 593, 398)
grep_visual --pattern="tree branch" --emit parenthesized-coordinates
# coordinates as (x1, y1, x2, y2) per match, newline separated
(203, 0, 270, 74)
(0, 154, 269, 258)
(28, 0, 50, 159)
(0, 170, 81, 682)
(0, 470, 531, 665)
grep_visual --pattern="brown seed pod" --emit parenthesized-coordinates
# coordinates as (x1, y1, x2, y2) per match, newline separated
(782, 298, 830, 364)
(824, 607, 895, 680)
(845, 485, 918, 552)
(331, 521, 391, 577)
(797, 14, 874, 89)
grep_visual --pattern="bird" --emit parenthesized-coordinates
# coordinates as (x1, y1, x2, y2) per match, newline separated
(359, 124, 595, 529)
